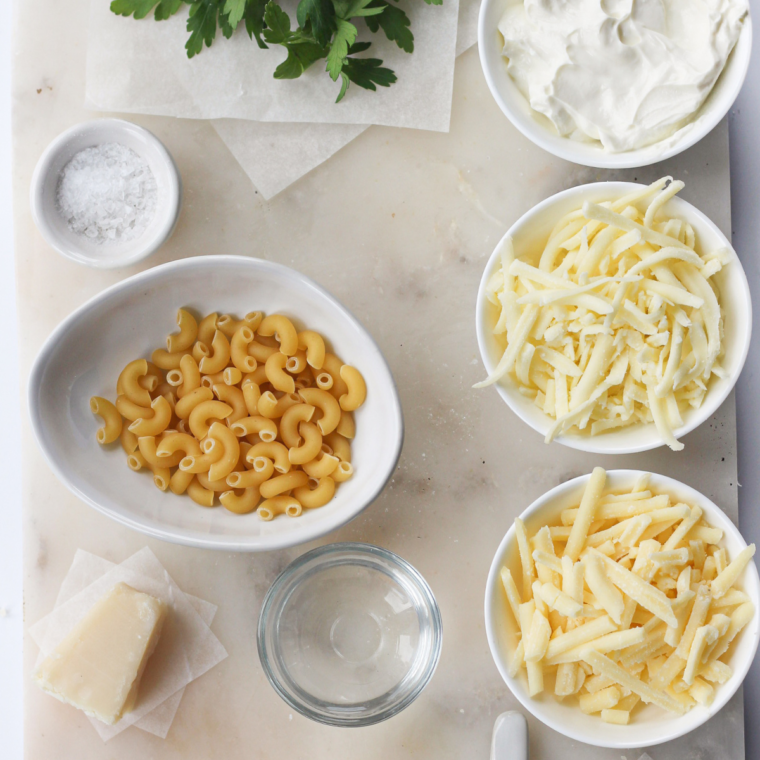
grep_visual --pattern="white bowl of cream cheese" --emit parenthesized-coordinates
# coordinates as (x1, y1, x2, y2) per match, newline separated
(478, 0, 752, 168)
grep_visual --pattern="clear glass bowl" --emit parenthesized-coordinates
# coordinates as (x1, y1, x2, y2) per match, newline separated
(257, 542, 443, 727)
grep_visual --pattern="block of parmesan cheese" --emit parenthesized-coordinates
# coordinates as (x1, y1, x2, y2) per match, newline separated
(33, 582, 167, 725)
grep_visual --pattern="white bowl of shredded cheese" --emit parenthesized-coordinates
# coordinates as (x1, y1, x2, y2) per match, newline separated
(477, 0, 753, 168)
(30, 119, 182, 269)
(484, 469, 760, 748)
(475, 180, 752, 454)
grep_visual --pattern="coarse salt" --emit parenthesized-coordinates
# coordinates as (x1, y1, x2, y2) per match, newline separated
(56, 142, 157, 245)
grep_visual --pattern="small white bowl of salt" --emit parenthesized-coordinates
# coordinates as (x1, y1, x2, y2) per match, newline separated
(30, 119, 182, 269)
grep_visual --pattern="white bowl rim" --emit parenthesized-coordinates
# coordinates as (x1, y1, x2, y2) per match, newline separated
(477, 4, 753, 169)
(29, 117, 183, 270)
(27, 255, 405, 552)
(475, 180, 753, 454)
(484, 469, 760, 748)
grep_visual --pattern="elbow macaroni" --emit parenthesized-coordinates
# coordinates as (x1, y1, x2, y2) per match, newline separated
(223, 366, 243, 387)
(298, 388, 340, 435)
(212, 383, 247, 423)
(298, 330, 326, 369)
(118, 359, 152, 407)
(206, 421, 240, 482)
(167, 308, 198, 353)
(230, 415, 278, 442)
(199, 330, 231, 375)
(230, 326, 258, 373)
(288, 422, 322, 465)
(151, 347, 189, 371)
(188, 399, 233, 439)
(265, 351, 296, 394)
(91, 309, 366, 519)
(128, 396, 172, 437)
(339, 365, 367, 411)
(197, 312, 218, 345)
(217, 311, 263, 338)
(294, 477, 335, 508)
(90, 397, 122, 444)
(280, 404, 315, 448)
(258, 390, 300, 419)
(259, 314, 298, 356)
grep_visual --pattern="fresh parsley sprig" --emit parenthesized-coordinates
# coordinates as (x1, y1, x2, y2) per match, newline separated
(110, 0, 441, 102)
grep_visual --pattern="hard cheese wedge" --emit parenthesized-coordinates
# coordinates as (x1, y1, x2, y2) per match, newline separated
(33, 582, 167, 725)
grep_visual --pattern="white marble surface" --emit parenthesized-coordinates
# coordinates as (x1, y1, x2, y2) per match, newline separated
(7, 1, 757, 759)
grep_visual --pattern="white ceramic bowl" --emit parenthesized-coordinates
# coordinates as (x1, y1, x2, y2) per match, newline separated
(475, 181, 752, 454)
(28, 256, 404, 551)
(477, 1, 753, 169)
(30, 118, 182, 269)
(484, 470, 760, 749)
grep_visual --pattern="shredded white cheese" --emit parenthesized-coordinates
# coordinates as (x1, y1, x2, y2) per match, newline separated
(476, 178, 728, 451)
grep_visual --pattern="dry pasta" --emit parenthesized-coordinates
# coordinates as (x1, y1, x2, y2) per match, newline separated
(91, 309, 366, 520)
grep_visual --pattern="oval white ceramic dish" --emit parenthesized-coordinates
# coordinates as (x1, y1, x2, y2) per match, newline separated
(477, 1, 753, 169)
(28, 256, 403, 551)
(475, 181, 752, 454)
(484, 470, 760, 749)
(30, 118, 182, 269)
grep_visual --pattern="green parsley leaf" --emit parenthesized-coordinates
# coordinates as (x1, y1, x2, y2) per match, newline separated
(332, 0, 385, 20)
(222, 0, 246, 27)
(186, 0, 221, 58)
(155, 0, 185, 20)
(336, 71, 351, 102)
(110, 0, 185, 21)
(347, 40, 371, 54)
(274, 41, 328, 78)
(331, 0, 350, 18)
(273, 51, 306, 79)
(365, 1, 412, 53)
(220, 8, 236, 37)
(296, 0, 335, 48)
(326, 18, 356, 81)
(343, 56, 396, 90)
(244, 0, 268, 48)
(262, 1, 292, 44)
(110, 0, 156, 19)
(263, 2, 327, 78)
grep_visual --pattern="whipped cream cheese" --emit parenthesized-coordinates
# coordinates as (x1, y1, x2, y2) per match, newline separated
(498, 0, 749, 152)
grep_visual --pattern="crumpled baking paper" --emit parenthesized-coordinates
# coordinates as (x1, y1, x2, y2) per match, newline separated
(86, 0, 459, 131)
(211, 119, 369, 200)
(29, 547, 227, 742)
(86, 0, 478, 198)
(209, 0, 481, 198)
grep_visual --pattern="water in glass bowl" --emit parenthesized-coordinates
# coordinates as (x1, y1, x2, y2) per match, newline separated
(277, 561, 420, 703)
(258, 543, 442, 726)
